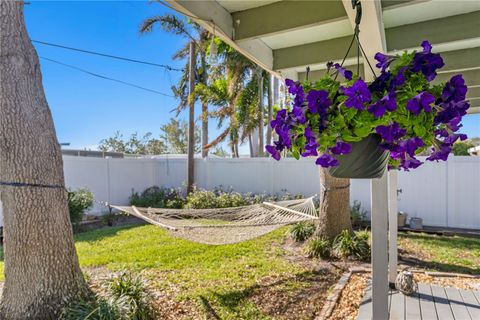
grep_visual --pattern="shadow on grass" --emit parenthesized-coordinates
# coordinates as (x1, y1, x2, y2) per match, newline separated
(399, 253, 480, 275)
(199, 268, 336, 317)
(74, 223, 143, 243)
(399, 232, 480, 250)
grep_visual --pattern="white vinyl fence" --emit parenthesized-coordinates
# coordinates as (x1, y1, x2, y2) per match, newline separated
(0, 156, 479, 229)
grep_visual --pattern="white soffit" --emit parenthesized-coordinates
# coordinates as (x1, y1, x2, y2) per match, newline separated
(383, 0, 480, 28)
(261, 18, 354, 50)
(217, 0, 281, 13)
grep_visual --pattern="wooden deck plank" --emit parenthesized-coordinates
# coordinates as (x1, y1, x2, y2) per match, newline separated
(459, 289, 480, 320)
(444, 287, 471, 320)
(431, 285, 455, 320)
(357, 281, 372, 320)
(418, 283, 438, 320)
(473, 291, 480, 304)
(405, 291, 422, 320)
(389, 290, 405, 320)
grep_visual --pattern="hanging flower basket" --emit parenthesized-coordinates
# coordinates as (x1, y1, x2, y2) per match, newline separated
(266, 41, 471, 178)
(327, 134, 389, 178)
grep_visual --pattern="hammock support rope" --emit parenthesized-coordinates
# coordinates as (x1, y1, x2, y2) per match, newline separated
(111, 197, 319, 245)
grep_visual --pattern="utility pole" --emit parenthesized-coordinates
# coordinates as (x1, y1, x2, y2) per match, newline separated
(187, 41, 196, 194)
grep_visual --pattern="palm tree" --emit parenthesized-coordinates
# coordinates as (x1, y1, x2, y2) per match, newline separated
(140, 12, 211, 157)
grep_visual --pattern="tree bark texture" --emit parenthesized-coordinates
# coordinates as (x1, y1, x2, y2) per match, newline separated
(257, 70, 264, 156)
(266, 75, 273, 147)
(315, 168, 353, 240)
(0, 2, 87, 318)
(187, 41, 196, 193)
(200, 55, 208, 158)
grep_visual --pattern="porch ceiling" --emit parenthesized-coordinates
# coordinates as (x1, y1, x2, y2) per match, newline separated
(166, 0, 480, 113)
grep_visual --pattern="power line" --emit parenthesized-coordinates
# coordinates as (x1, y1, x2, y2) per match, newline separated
(32, 39, 184, 72)
(39, 56, 176, 98)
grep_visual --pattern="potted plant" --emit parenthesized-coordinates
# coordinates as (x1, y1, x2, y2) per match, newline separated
(266, 41, 470, 178)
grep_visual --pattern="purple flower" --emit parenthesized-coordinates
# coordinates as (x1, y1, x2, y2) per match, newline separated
(389, 66, 407, 89)
(376, 122, 406, 143)
(333, 63, 353, 80)
(342, 79, 371, 110)
(442, 75, 467, 103)
(444, 133, 467, 145)
(374, 52, 395, 71)
(401, 157, 423, 170)
(265, 145, 281, 161)
(434, 100, 470, 125)
(291, 105, 306, 124)
(315, 153, 339, 168)
(411, 40, 444, 81)
(369, 71, 391, 93)
(406, 92, 435, 115)
(301, 126, 319, 157)
(426, 144, 451, 161)
(306, 90, 331, 114)
(330, 141, 352, 155)
(368, 91, 397, 117)
(285, 78, 305, 107)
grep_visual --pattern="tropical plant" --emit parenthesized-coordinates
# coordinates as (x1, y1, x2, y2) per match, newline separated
(130, 186, 185, 209)
(289, 222, 315, 242)
(61, 298, 120, 320)
(306, 237, 331, 258)
(333, 230, 370, 260)
(265, 41, 470, 171)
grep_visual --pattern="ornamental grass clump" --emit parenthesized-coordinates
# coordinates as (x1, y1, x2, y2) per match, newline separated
(266, 41, 470, 171)
(289, 221, 315, 242)
(306, 237, 331, 259)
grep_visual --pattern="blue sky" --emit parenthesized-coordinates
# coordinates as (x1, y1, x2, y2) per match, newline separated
(25, 1, 479, 152)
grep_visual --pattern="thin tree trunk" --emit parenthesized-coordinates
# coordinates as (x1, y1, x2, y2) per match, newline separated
(315, 168, 352, 240)
(257, 70, 264, 156)
(200, 55, 208, 158)
(187, 41, 196, 194)
(248, 134, 254, 157)
(0, 2, 87, 318)
(266, 75, 273, 146)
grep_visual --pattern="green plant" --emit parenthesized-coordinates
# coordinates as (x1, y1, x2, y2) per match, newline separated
(130, 186, 185, 209)
(306, 237, 331, 259)
(61, 298, 120, 320)
(350, 200, 368, 227)
(102, 211, 119, 227)
(333, 230, 370, 260)
(104, 272, 156, 320)
(355, 229, 370, 242)
(289, 222, 315, 242)
(185, 187, 247, 209)
(68, 188, 94, 226)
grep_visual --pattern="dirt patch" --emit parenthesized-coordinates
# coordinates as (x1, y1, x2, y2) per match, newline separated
(327, 274, 367, 320)
(414, 273, 480, 291)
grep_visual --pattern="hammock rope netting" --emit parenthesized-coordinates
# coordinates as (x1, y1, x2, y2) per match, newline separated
(111, 197, 319, 245)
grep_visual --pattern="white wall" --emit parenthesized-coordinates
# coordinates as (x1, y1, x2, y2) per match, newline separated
(1, 156, 479, 229)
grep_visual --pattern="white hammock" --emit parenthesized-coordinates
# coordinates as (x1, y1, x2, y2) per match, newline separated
(111, 197, 319, 245)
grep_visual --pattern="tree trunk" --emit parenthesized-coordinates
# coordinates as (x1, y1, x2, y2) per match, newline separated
(315, 167, 352, 240)
(248, 134, 254, 157)
(257, 70, 264, 156)
(266, 75, 273, 146)
(200, 55, 208, 158)
(187, 41, 196, 194)
(0, 2, 88, 318)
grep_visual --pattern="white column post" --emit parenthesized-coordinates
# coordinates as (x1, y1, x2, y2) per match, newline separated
(371, 172, 389, 320)
(388, 170, 398, 286)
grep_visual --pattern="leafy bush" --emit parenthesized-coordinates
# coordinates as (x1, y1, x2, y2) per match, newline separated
(61, 298, 120, 320)
(289, 222, 315, 242)
(130, 186, 185, 209)
(102, 211, 119, 227)
(186, 188, 247, 209)
(306, 237, 331, 259)
(68, 188, 94, 226)
(104, 272, 156, 320)
(350, 200, 368, 227)
(355, 229, 370, 242)
(333, 230, 370, 260)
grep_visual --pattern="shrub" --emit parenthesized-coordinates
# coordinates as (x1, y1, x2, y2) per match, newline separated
(61, 298, 120, 320)
(350, 200, 368, 228)
(333, 230, 370, 260)
(102, 211, 119, 227)
(130, 186, 184, 209)
(68, 188, 94, 226)
(355, 229, 370, 242)
(306, 237, 331, 259)
(289, 222, 315, 242)
(104, 272, 157, 320)
(185, 188, 247, 209)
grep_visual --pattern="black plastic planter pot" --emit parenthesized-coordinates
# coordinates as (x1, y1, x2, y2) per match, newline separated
(327, 134, 389, 179)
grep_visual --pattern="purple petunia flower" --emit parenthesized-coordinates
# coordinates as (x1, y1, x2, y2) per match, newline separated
(333, 63, 353, 80)
(342, 79, 371, 110)
(265, 145, 281, 161)
(306, 90, 331, 114)
(369, 71, 391, 93)
(442, 75, 467, 103)
(368, 91, 397, 117)
(285, 78, 305, 108)
(315, 153, 339, 167)
(376, 122, 406, 143)
(434, 100, 470, 125)
(301, 126, 319, 157)
(406, 92, 435, 115)
(426, 144, 452, 161)
(389, 66, 407, 89)
(374, 52, 395, 71)
(411, 40, 444, 82)
(330, 141, 352, 155)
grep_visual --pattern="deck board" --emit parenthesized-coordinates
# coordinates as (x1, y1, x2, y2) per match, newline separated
(356, 282, 480, 320)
